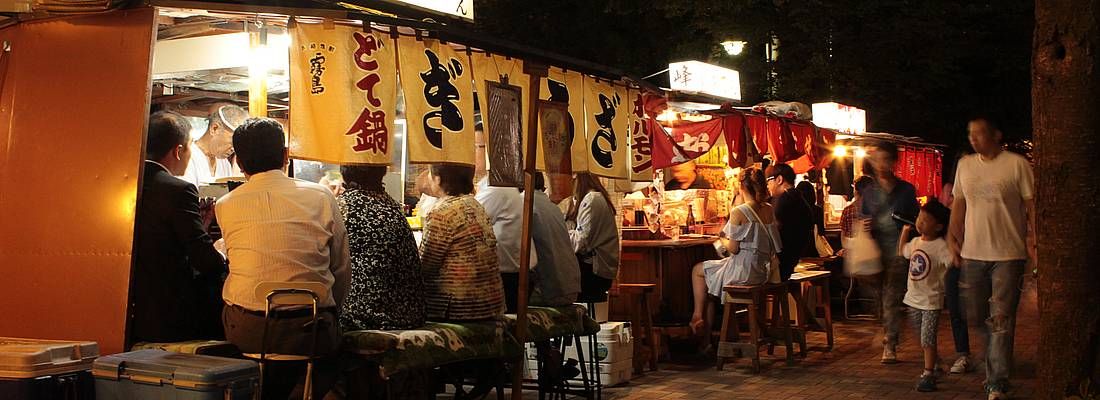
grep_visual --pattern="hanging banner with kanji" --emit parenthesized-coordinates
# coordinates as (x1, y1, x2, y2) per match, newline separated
(289, 23, 397, 165)
(472, 53, 532, 169)
(541, 69, 587, 172)
(628, 89, 653, 182)
(583, 78, 630, 179)
(398, 36, 476, 165)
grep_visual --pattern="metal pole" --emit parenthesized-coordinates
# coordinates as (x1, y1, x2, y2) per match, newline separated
(512, 60, 548, 400)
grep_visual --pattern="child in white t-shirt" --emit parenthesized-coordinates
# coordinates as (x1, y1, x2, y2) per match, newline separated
(898, 200, 953, 393)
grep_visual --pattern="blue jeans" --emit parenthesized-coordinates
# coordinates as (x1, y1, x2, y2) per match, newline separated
(944, 267, 970, 356)
(881, 256, 908, 348)
(961, 259, 1026, 393)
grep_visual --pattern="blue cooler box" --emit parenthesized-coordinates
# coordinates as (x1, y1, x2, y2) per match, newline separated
(0, 337, 99, 399)
(93, 349, 258, 400)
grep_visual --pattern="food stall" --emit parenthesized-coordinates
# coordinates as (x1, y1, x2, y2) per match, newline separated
(606, 64, 839, 336)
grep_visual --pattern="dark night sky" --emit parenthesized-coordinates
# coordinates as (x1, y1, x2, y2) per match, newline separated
(473, 0, 1034, 164)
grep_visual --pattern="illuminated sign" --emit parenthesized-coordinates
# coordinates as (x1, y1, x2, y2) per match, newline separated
(389, 0, 474, 21)
(668, 61, 741, 101)
(812, 102, 866, 134)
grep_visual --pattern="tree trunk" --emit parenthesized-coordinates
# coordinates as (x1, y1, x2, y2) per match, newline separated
(1034, 1, 1100, 398)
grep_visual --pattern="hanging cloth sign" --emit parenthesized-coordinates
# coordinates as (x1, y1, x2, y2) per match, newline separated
(541, 69, 588, 173)
(723, 112, 748, 168)
(628, 89, 653, 182)
(289, 23, 397, 165)
(645, 94, 687, 170)
(398, 36, 476, 165)
(583, 77, 630, 179)
(745, 113, 769, 157)
(471, 53, 532, 172)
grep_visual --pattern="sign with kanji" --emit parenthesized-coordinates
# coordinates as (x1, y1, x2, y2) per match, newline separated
(583, 77, 630, 179)
(398, 36, 476, 165)
(627, 89, 653, 181)
(540, 69, 587, 173)
(289, 23, 397, 165)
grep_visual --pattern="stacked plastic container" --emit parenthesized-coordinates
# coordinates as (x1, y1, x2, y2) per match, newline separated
(93, 349, 258, 400)
(0, 337, 99, 399)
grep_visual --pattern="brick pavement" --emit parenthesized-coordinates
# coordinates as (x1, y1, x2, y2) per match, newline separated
(595, 278, 1040, 400)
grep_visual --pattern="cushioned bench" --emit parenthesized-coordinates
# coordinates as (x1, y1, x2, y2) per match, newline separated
(130, 340, 241, 357)
(341, 319, 521, 378)
(505, 304, 601, 343)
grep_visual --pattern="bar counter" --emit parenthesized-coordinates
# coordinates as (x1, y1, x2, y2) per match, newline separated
(609, 236, 719, 325)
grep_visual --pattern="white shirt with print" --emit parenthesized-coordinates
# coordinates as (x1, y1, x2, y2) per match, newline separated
(902, 237, 951, 311)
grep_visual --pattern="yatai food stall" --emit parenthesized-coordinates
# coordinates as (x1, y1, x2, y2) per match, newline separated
(607, 60, 840, 341)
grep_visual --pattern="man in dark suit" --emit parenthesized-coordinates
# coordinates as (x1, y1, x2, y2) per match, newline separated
(130, 111, 226, 344)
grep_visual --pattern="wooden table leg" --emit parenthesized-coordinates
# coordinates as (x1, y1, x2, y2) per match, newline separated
(640, 293, 658, 371)
(821, 281, 834, 351)
(778, 287, 796, 366)
(627, 293, 644, 375)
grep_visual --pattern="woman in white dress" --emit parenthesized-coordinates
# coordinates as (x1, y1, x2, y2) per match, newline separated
(690, 168, 782, 334)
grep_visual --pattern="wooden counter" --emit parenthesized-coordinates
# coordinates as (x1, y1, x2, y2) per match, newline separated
(610, 237, 719, 325)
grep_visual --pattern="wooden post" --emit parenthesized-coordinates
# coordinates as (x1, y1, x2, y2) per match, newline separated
(512, 61, 548, 400)
(1034, 0, 1100, 397)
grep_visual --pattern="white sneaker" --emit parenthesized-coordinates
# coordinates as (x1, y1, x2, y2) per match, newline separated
(950, 355, 972, 374)
(988, 390, 1008, 400)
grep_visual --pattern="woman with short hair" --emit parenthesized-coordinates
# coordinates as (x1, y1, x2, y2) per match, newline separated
(419, 164, 505, 321)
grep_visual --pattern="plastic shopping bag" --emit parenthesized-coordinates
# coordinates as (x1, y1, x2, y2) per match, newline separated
(842, 224, 882, 276)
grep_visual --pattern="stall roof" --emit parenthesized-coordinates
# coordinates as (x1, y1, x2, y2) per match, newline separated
(147, 0, 660, 91)
(838, 132, 947, 148)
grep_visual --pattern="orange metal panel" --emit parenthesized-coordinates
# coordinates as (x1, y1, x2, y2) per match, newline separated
(0, 8, 156, 355)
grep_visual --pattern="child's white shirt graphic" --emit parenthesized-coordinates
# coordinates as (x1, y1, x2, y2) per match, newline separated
(902, 237, 951, 310)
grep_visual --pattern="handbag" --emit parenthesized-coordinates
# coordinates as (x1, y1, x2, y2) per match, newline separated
(741, 204, 783, 284)
(842, 221, 883, 276)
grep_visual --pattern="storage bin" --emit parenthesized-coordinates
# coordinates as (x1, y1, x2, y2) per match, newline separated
(93, 349, 258, 400)
(0, 337, 99, 399)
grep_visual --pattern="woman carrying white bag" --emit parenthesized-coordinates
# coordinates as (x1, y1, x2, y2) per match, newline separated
(841, 177, 883, 276)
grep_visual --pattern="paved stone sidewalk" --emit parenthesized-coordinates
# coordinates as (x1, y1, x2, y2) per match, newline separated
(598, 279, 1039, 400)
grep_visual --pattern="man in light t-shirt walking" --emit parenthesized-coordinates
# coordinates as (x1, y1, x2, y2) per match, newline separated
(948, 116, 1036, 400)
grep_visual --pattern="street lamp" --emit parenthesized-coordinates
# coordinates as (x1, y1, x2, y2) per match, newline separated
(721, 40, 746, 56)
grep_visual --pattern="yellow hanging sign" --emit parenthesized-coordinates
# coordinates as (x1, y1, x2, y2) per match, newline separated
(398, 36, 477, 165)
(583, 77, 630, 179)
(540, 69, 587, 173)
(289, 23, 398, 165)
(471, 53, 533, 169)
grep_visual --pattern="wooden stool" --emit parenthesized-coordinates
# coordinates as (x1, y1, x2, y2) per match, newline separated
(789, 271, 835, 355)
(617, 283, 658, 373)
(716, 282, 795, 372)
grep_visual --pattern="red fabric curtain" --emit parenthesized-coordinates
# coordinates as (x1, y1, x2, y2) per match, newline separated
(724, 113, 748, 168)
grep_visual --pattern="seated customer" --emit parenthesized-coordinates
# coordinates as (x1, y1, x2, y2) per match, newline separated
(690, 168, 781, 335)
(216, 118, 350, 399)
(473, 128, 536, 312)
(527, 172, 581, 307)
(567, 173, 621, 302)
(338, 165, 425, 331)
(131, 111, 226, 343)
(420, 164, 505, 321)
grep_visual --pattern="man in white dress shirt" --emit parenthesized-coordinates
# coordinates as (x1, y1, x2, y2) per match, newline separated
(473, 126, 536, 312)
(216, 118, 350, 399)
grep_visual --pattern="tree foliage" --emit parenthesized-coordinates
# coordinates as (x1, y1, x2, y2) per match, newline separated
(474, 0, 1032, 153)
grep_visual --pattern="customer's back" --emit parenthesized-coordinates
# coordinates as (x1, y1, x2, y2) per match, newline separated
(215, 119, 349, 311)
(528, 174, 580, 306)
